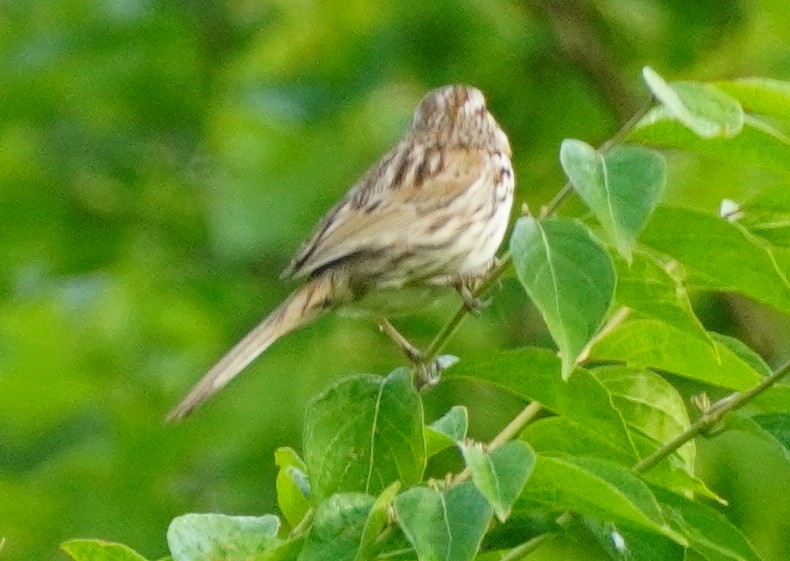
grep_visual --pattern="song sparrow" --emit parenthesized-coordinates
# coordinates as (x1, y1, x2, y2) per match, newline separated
(167, 84, 514, 421)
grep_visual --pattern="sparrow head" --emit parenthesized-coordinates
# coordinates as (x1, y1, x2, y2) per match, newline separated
(411, 85, 510, 156)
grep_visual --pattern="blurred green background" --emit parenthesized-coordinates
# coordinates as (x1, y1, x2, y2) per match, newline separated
(1, 1, 789, 560)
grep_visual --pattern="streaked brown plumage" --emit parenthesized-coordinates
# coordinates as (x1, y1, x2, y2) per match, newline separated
(167, 84, 514, 421)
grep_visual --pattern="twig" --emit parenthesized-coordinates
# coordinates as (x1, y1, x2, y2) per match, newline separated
(633, 357, 790, 474)
(290, 507, 314, 537)
(489, 401, 544, 450)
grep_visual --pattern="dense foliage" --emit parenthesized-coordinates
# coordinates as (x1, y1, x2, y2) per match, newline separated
(2, 2, 790, 561)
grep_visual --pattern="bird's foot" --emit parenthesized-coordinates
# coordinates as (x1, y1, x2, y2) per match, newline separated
(456, 278, 490, 314)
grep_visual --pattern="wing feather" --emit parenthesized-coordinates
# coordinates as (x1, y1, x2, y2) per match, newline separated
(283, 148, 487, 280)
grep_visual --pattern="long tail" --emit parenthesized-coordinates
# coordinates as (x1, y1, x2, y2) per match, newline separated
(166, 275, 341, 422)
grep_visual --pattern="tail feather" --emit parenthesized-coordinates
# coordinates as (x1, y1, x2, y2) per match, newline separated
(166, 275, 339, 422)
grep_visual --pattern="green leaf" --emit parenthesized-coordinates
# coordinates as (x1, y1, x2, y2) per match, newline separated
(61, 540, 150, 561)
(303, 368, 425, 502)
(167, 514, 281, 561)
(394, 481, 493, 561)
(259, 538, 304, 561)
(717, 78, 790, 123)
(522, 417, 723, 503)
(585, 520, 684, 561)
(642, 66, 744, 137)
(641, 206, 790, 313)
(734, 183, 790, 247)
(729, 413, 790, 462)
(357, 482, 400, 561)
(275, 447, 311, 529)
(631, 111, 790, 175)
(711, 333, 771, 376)
(592, 366, 694, 468)
(560, 140, 665, 261)
(459, 440, 535, 521)
(588, 319, 763, 390)
(613, 250, 714, 349)
(510, 216, 616, 377)
(750, 385, 790, 413)
(518, 455, 685, 545)
(425, 406, 468, 457)
(654, 488, 763, 561)
(446, 348, 635, 458)
(522, 417, 635, 465)
(299, 493, 375, 561)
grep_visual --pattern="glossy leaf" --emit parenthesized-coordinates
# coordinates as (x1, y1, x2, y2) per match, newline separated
(259, 538, 303, 561)
(640, 206, 790, 314)
(613, 250, 713, 349)
(585, 520, 684, 561)
(713, 333, 772, 376)
(447, 348, 635, 457)
(592, 366, 694, 468)
(510, 216, 615, 377)
(275, 447, 311, 529)
(560, 139, 665, 260)
(751, 385, 790, 413)
(654, 488, 762, 561)
(394, 481, 493, 561)
(518, 455, 685, 544)
(61, 540, 150, 561)
(425, 405, 468, 457)
(303, 368, 425, 501)
(729, 413, 790, 462)
(357, 483, 400, 561)
(642, 66, 744, 137)
(589, 319, 763, 390)
(299, 493, 374, 561)
(166, 514, 281, 561)
(734, 183, 790, 247)
(522, 417, 722, 503)
(523, 417, 635, 465)
(631, 111, 790, 175)
(717, 78, 790, 123)
(459, 440, 535, 521)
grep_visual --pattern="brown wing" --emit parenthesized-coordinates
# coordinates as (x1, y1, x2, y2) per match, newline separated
(282, 147, 487, 280)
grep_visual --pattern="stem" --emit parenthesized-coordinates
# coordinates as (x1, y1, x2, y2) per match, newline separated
(577, 307, 630, 365)
(290, 507, 314, 538)
(489, 401, 544, 450)
(633, 357, 790, 474)
(423, 255, 514, 361)
(599, 95, 655, 151)
(540, 95, 655, 219)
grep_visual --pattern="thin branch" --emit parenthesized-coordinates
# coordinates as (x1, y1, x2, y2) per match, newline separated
(489, 401, 544, 450)
(289, 507, 314, 538)
(633, 357, 790, 474)
(577, 306, 630, 365)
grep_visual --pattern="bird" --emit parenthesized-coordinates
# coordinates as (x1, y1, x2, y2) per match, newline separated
(167, 84, 514, 421)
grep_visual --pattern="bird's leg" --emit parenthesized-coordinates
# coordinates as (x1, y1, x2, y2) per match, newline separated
(454, 276, 490, 313)
(377, 316, 442, 387)
(377, 316, 423, 363)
